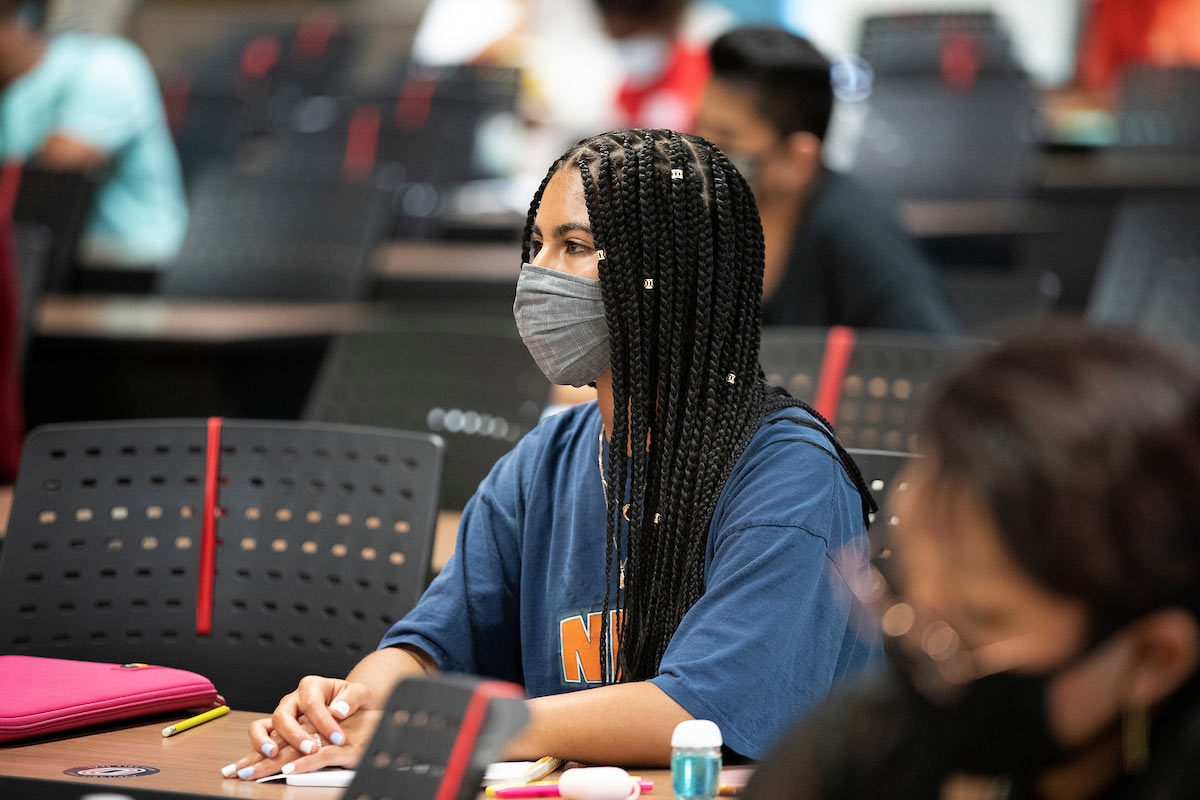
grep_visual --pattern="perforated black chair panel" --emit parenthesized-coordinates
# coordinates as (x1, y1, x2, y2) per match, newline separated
(305, 319, 549, 509)
(845, 448, 917, 563)
(160, 171, 388, 301)
(0, 420, 443, 713)
(347, 674, 528, 800)
(1089, 196, 1200, 354)
(759, 326, 827, 407)
(835, 331, 981, 453)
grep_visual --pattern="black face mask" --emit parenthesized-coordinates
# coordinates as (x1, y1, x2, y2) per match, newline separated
(889, 633, 1119, 777)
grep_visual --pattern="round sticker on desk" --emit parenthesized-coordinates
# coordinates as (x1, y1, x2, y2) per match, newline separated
(64, 765, 160, 778)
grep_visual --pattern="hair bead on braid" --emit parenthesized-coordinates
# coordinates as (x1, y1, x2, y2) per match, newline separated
(522, 129, 877, 682)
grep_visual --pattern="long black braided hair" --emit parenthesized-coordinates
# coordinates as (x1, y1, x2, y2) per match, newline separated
(521, 129, 876, 682)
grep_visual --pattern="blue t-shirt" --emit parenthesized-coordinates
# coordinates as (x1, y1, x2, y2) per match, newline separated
(0, 33, 187, 266)
(380, 401, 880, 758)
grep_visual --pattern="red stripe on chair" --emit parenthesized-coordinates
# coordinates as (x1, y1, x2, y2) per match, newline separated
(436, 681, 525, 800)
(395, 77, 437, 131)
(163, 76, 192, 136)
(241, 36, 281, 83)
(815, 326, 856, 425)
(195, 416, 223, 636)
(294, 8, 338, 61)
(344, 105, 381, 182)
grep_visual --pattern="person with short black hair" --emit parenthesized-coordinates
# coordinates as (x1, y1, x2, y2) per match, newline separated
(696, 27, 958, 333)
(0, 0, 187, 268)
(745, 321, 1200, 799)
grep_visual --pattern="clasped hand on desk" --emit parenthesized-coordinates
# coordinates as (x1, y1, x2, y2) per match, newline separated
(227, 675, 380, 780)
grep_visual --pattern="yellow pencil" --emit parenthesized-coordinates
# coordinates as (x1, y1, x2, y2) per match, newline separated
(162, 705, 229, 737)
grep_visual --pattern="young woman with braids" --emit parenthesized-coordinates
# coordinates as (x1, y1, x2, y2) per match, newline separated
(224, 129, 878, 779)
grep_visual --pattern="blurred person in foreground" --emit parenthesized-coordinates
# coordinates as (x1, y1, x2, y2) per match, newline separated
(0, 0, 187, 269)
(746, 321, 1200, 799)
(694, 27, 958, 333)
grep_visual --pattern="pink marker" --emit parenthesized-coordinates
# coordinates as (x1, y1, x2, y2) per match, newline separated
(492, 779, 654, 798)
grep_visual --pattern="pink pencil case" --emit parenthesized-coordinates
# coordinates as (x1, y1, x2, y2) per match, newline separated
(0, 655, 221, 743)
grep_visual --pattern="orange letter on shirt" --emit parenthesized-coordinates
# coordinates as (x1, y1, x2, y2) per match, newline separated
(560, 612, 604, 684)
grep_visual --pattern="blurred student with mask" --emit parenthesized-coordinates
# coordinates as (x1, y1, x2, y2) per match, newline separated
(412, 0, 730, 164)
(694, 27, 957, 333)
(0, 0, 187, 270)
(591, 0, 729, 131)
(745, 321, 1200, 799)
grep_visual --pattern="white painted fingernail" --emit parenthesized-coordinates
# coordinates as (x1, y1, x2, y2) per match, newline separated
(300, 739, 314, 755)
(281, 763, 295, 775)
(331, 700, 350, 718)
(221, 763, 237, 778)
(261, 742, 276, 757)
(330, 731, 345, 746)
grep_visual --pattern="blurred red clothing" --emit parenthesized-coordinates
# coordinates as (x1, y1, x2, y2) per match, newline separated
(616, 40, 711, 131)
(0, 164, 25, 483)
(1078, 0, 1200, 89)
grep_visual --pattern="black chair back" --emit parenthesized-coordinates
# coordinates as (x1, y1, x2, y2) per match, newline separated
(845, 448, 916, 560)
(845, 75, 1040, 201)
(0, 419, 443, 712)
(760, 327, 981, 453)
(834, 330, 979, 452)
(12, 166, 101, 292)
(305, 317, 548, 509)
(347, 674, 528, 800)
(759, 326, 826, 407)
(160, 171, 389, 301)
(859, 12, 1020, 77)
(940, 267, 1060, 334)
(12, 222, 51, 358)
(1116, 66, 1200, 151)
(1088, 195, 1200, 354)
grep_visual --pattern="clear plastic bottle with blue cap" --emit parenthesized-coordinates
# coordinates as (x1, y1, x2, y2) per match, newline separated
(671, 719, 722, 800)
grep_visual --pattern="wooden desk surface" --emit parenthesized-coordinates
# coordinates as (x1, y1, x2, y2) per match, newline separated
(0, 710, 341, 799)
(0, 710, 676, 799)
(375, 241, 518, 283)
(0, 485, 10, 539)
(34, 297, 395, 344)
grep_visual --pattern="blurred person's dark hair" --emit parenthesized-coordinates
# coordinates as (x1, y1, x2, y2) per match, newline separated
(0, 0, 45, 25)
(920, 322, 1200, 630)
(709, 27, 833, 141)
(591, 0, 687, 38)
(743, 322, 1200, 800)
(592, 0, 685, 16)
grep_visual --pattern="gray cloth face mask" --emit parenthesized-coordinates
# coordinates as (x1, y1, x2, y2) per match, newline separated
(513, 263, 611, 387)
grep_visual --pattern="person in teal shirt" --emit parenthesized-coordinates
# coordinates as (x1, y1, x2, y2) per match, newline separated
(0, 0, 187, 267)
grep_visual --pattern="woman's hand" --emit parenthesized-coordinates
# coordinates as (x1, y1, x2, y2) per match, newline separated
(221, 676, 382, 780)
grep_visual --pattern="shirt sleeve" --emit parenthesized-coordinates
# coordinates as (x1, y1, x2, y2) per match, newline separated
(826, 227, 959, 335)
(649, 433, 881, 759)
(376, 435, 533, 683)
(54, 39, 162, 153)
(818, 187, 960, 335)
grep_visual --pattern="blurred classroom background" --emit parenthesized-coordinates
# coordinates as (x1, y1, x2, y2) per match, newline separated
(2, 0, 1199, 539)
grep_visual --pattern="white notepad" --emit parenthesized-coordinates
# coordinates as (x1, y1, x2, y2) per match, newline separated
(257, 768, 356, 787)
